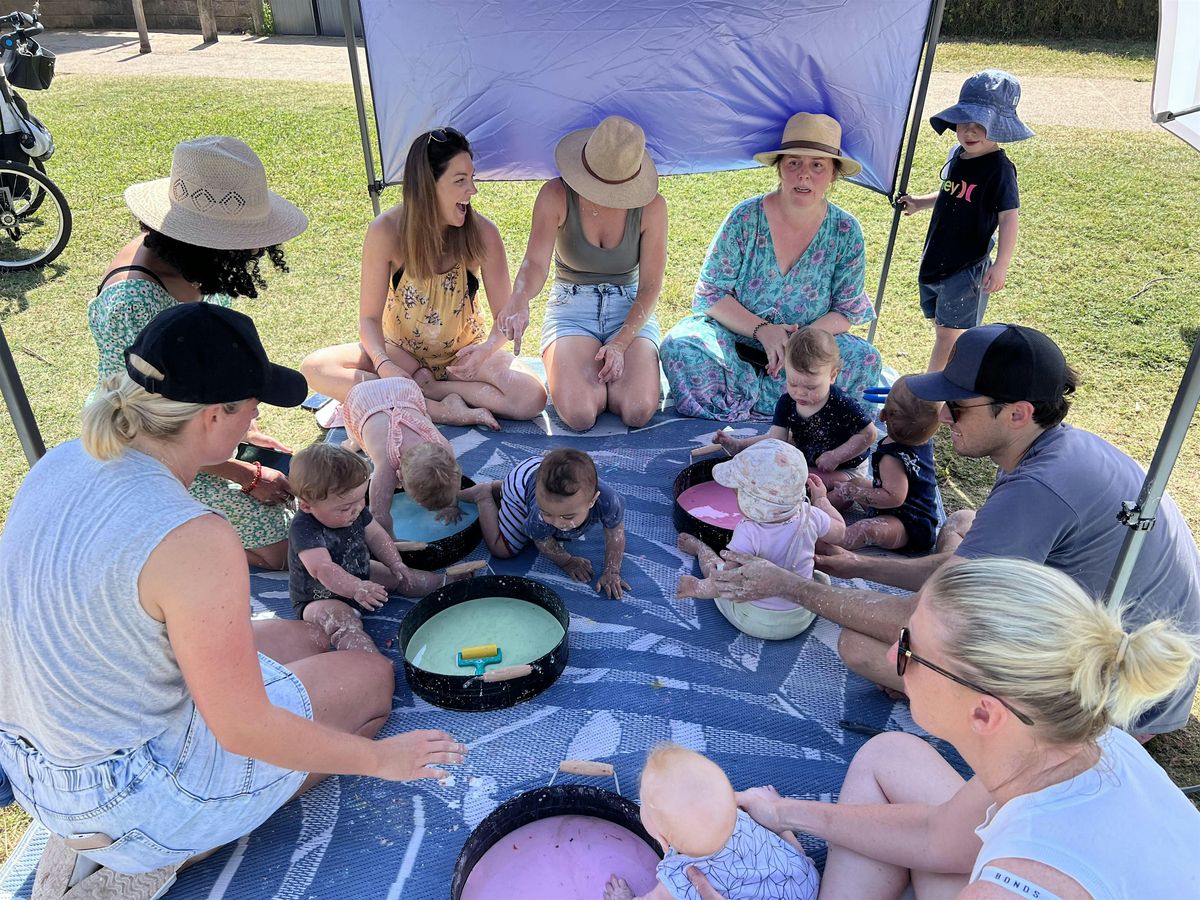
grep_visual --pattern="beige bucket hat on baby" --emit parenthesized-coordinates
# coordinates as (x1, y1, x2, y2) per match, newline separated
(713, 439, 810, 524)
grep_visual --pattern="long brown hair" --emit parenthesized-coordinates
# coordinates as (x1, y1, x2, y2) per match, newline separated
(398, 128, 486, 281)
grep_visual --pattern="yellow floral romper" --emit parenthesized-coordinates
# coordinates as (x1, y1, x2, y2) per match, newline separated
(382, 262, 487, 379)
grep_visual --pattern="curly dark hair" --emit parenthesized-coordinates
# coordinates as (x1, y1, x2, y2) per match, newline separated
(142, 225, 288, 299)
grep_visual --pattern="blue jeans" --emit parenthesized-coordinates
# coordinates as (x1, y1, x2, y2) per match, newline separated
(918, 257, 991, 330)
(540, 281, 660, 354)
(0, 655, 310, 873)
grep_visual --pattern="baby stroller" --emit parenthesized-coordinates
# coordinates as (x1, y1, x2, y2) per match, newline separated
(0, 7, 70, 271)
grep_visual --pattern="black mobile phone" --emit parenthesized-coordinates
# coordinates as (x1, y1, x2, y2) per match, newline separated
(236, 443, 293, 476)
(734, 341, 770, 372)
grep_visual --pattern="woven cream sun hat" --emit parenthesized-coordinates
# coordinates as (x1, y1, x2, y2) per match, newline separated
(753, 112, 863, 177)
(554, 115, 659, 209)
(124, 136, 308, 250)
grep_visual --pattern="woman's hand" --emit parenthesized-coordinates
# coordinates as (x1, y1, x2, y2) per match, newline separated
(496, 302, 530, 355)
(759, 323, 798, 377)
(373, 729, 466, 781)
(244, 422, 292, 453)
(446, 340, 498, 382)
(595, 342, 626, 384)
(685, 867, 729, 900)
(813, 543, 865, 578)
(713, 550, 794, 603)
(815, 450, 841, 473)
(376, 358, 409, 380)
(249, 466, 292, 505)
(735, 786, 786, 833)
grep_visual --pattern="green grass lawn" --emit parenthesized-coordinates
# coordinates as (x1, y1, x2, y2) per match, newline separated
(935, 38, 1156, 80)
(1, 37, 1198, 862)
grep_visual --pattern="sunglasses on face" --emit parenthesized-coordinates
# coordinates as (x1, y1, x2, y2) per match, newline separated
(944, 399, 1002, 423)
(896, 626, 1035, 726)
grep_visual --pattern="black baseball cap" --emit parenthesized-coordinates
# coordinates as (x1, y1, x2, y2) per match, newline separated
(124, 304, 307, 408)
(906, 323, 1068, 403)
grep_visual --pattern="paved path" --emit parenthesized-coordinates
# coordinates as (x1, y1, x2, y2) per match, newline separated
(45, 29, 1157, 132)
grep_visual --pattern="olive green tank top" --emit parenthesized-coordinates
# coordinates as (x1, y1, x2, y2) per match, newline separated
(552, 183, 642, 286)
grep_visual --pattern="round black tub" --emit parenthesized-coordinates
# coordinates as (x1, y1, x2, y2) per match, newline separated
(397, 575, 568, 712)
(672, 456, 738, 552)
(393, 474, 482, 571)
(451, 784, 662, 900)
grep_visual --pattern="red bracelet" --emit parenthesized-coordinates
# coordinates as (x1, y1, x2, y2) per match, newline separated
(241, 460, 263, 494)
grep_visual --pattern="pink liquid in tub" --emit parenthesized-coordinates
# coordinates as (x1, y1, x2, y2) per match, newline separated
(460, 814, 660, 899)
(677, 480, 743, 529)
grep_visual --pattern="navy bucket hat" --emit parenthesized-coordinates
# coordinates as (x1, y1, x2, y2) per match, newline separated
(930, 70, 1035, 144)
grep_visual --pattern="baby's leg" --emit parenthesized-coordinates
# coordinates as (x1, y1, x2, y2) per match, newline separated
(815, 468, 855, 489)
(302, 599, 379, 653)
(842, 515, 908, 551)
(676, 533, 724, 600)
(461, 480, 516, 558)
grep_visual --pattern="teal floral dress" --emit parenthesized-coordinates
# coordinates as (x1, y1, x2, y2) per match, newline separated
(660, 196, 882, 420)
(87, 279, 290, 550)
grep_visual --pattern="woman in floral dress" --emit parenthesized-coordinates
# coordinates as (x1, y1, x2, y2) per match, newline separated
(660, 113, 881, 420)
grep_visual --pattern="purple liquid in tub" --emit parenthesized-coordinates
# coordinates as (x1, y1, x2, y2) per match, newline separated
(677, 480, 743, 530)
(460, 814, 660, 899)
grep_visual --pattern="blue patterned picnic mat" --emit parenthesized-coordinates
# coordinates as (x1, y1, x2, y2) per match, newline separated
(1, 409, 961, 900)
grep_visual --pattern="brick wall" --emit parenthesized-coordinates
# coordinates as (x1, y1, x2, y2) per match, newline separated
(38, 0, 260, 33)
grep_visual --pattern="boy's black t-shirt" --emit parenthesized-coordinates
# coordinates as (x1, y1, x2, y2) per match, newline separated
(919, 147, 1020, 282)
(772, 386, 872, 471)
(288, 507, 373, 612)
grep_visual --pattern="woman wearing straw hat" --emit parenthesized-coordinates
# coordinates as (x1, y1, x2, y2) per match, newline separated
(497, 115, 668, 432)
(0, 304, 464, 894)
(659, 113, 882, 421)
(300, 127, 547, 426)
(88, 136, 308, 570)
(699, 558, 1200, 899)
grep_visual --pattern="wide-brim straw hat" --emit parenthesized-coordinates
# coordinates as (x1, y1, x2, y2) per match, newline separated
(929, 69, 1034, 144)
(125, 136, 308, 251)
(753, 112, 863, 177)
(555, 115, 659, 209)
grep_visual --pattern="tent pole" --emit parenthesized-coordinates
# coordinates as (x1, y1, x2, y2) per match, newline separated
(1105, 332, 1200, 608)
(342, 0, 381, 216)
(0, 322, 45, 466)
(867, 0, 946, 346)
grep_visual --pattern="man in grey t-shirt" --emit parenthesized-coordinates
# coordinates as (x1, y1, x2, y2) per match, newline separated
(714, 324, 1200, 734)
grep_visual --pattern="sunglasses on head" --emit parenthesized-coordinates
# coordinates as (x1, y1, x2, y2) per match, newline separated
(896, 626, 1034, 726)
(944, 399, 1003, 423)
(427, 126, 462, 144)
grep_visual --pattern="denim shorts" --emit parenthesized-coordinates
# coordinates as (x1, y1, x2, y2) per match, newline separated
(0, 654, 310, 873)
(540, 281, 661, 354)
(919, 257, 990, 330)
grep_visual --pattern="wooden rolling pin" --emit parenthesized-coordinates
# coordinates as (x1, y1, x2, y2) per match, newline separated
(445, 559, 488, 577)
(393, 541, 428, 552)
(690, 443, 724, 457)
(558, 760, 615, 777)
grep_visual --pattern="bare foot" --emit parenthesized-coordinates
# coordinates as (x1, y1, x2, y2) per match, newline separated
(341, 436, 362, 453)
(677, 533, 704, 557)
(676, 574, 702, 598)
(603, 875, 635, 900)
(439, 392, 500, 431)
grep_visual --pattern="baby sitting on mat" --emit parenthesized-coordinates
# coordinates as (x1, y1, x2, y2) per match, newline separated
(677, 439, 844, 640)
(341, 375, 476, 538)
(288, 443, 470, 652)
(462, 447, 630, 598)
(604, 743, 819, 900)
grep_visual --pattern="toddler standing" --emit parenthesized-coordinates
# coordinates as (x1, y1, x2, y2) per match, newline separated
(288, 443, 466, 653)
(715, 327, 875, 488)
(462, 448, 630, 599)
(677, 439, 845, 641)
(603, 743, 819, 900)
(900, 70, 1032, 372)
(829, 376, 940, 553)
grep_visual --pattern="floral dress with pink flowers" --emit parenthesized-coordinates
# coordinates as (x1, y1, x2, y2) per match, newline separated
(660, 196, 881, 420)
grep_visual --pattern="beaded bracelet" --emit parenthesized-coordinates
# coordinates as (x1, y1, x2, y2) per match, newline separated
(241, 460, 263, 495)
(751, 321, 769, 343)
